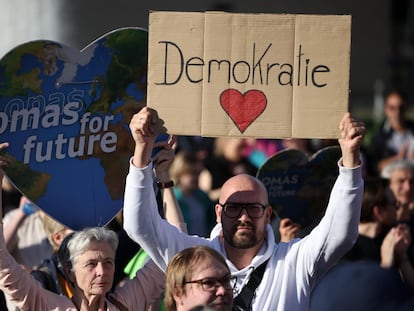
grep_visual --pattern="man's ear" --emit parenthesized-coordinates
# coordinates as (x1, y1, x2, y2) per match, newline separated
(52, 231, 66, 248)
(265, 206, 273, 224)
(215, 204, 222, 223)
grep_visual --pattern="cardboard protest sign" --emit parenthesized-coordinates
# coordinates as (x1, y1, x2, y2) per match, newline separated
(148, 11, 351, 138)
(0, 28, 148, 230)
(256, 146, 341, 231)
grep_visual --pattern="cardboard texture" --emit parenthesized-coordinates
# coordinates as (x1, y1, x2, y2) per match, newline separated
(148, 11, 351, 138)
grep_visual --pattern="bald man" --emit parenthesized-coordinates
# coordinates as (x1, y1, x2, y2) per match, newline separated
(124, 108, 365, 311)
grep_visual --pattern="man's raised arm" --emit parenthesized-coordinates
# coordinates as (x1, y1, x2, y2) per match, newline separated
(123, 107, 205, 270)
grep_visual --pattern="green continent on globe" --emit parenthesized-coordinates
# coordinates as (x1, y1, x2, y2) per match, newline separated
(75, 29, 148, 200)
(4, 154, 51, 202)
(0, 42, 62, 97)
(87, 29, 148, 115)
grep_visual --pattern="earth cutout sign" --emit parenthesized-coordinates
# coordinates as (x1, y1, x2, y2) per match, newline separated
(0, 27, 148, 230)
(257, 146, 342, 233)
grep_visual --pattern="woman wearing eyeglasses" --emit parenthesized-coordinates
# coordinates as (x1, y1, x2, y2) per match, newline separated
(165, 246, 235, 311)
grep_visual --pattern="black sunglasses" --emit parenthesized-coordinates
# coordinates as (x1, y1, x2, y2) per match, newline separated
(218, 202, 267, 219)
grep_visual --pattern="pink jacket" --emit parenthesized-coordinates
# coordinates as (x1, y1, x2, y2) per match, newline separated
(0, 225, 165, 311)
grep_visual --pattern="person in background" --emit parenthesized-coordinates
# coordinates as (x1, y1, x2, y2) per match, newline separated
(310, 260, 412, 311)
(381, 159, 414, 265)
(313, 181, 414, 310)
(0, 175, 20, 310)
(2, 196, 53, 311)
(170, 151, 215, 237)
(381, 159, 414, 221)
(30, 214, 74, 297)
(1, 176, 21, 217)
(165, 245, 234, 311)
(278, 218, 302, 243)
(153, 135, 187, 232)
(343, 177, 398, 263)
(368, 89, 414, 176)
(116, 134, 187, 311)
(199, 137, 257, 202)
(342, 177, 414, 291)
(175, 135, 215, 164)
(2, 196, 53, 271)
(242, 138, 282, 169)
(110, 134, 186, 291)
(123, 108, 365, 311)
(381, 159, 414, 289)
(280, 138, 314, 156)
(41, 214, 74, 255)
(381, 221, 414, 291)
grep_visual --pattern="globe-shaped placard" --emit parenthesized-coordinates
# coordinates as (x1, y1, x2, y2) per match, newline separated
(257, 146, 341, 231)
(0, 27, 148, 230)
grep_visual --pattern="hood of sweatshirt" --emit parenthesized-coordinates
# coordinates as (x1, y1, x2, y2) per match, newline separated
(209, 223, 276, 295)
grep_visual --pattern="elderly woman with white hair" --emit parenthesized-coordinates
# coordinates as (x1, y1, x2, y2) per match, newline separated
(380, 158, 414, 291)
(0, 216, 164, 310)
(381, 158, 414, 221)
(0, 141, 181, 311)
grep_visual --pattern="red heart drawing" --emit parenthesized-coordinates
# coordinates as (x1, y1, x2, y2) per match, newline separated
(220, 89, 267, 133)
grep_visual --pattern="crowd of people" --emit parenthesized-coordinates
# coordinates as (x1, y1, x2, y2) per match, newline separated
(1, 89, 414, 310)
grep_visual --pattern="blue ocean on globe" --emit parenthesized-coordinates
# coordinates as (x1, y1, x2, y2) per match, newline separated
(0, 27, 148, 230)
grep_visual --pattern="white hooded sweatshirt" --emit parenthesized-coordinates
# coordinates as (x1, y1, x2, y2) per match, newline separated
(124, 160, 363, 311)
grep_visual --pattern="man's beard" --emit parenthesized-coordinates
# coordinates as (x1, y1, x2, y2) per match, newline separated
(223, 222, 261, 249)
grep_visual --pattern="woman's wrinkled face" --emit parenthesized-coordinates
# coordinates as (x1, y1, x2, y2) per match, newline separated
(72, 240, 115, 299)
(390, 168, 414, 206)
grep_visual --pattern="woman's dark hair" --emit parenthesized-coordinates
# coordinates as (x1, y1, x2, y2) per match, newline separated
(360, 177, 389, 222)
